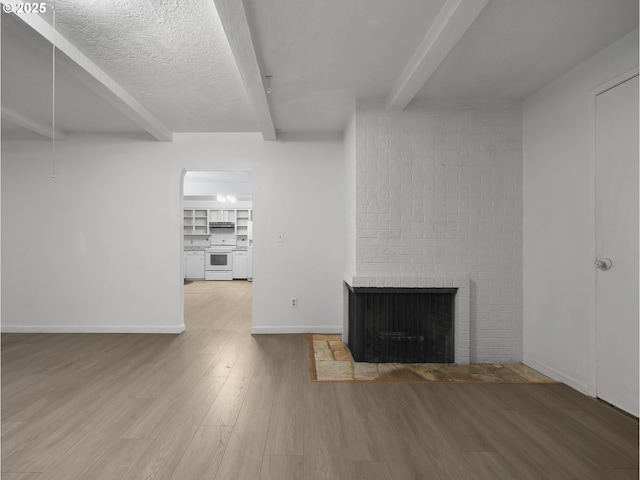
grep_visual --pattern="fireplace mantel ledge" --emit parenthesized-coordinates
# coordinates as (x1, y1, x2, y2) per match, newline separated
(344, 274, 468, 289)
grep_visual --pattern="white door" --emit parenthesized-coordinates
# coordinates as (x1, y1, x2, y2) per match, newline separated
(595, 74, 639, 416)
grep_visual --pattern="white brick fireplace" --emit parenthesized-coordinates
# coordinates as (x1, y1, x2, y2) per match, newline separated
(344, 98, 523, 363)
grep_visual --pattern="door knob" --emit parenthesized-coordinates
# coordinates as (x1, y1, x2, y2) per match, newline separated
(594, 257, 613, 270)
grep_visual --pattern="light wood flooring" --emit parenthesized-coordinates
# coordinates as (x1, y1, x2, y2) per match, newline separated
(2, 280, 638, 479)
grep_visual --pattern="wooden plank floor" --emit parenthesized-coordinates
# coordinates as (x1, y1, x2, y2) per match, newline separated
(2, 281, 638, 479)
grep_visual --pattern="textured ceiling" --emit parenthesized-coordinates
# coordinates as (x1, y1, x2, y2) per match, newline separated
(1, 12, 146, 135)
(1, 0, 638, 139)
(44, 0, 257, 132)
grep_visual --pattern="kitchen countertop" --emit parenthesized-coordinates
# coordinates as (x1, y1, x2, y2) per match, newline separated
(184, 246, 249, 252)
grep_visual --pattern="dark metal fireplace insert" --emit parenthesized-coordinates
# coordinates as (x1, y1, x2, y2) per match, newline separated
(347, 285, 456, 363)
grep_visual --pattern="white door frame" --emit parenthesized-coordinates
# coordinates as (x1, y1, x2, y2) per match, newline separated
(178, 169, 255, 332)
(587, 67, 639, 397)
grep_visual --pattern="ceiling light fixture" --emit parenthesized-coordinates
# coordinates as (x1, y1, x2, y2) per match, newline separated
(265, 75, 272, 94)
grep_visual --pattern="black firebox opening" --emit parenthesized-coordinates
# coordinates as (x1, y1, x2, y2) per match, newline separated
(347, 285, 455, 363)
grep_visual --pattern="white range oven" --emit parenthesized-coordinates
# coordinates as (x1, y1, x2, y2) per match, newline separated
(205, 239, 236, 281)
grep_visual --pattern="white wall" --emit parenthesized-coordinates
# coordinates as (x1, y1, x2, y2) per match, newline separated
(183, 170, 252, 197)
(344, 109, 357, 279)
(1, 132, 344, 334)
(183, 198, 253, 210)
(522, 30, 638, 392)
(350, 98, 523, 363)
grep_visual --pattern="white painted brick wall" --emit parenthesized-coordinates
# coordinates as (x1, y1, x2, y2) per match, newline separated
(344, 109, 357, 279)
(352, 98, 523, 363)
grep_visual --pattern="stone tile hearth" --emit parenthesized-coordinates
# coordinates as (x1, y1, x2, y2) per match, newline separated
(309, 334, 555, 384)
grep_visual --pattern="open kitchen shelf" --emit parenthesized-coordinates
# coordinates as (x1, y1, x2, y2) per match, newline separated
(184, 208, 252, 236)
(235, 209, 250, 234)
(184, 208, 211, 235)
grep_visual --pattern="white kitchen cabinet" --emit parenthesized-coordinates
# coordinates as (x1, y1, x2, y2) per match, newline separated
(183, 209, 208, 235)
(185, 251, 205, 279)
(232, 251, 248, 279)
(209, 209, 236, 223)
(184, 207, 252, 239)
(235, 210, 251, 235)
(247, 247, 253, 281)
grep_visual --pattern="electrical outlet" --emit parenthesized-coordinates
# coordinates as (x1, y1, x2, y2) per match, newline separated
(290, 297, 297, 308)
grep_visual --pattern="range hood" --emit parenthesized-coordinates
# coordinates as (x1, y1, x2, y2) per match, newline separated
(209, 222, 235, 229)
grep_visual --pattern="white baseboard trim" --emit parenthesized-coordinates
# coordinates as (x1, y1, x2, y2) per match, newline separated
(523, 355, 590, 395)
(250, 325, 342, 335)
(1, 324, 186, 334)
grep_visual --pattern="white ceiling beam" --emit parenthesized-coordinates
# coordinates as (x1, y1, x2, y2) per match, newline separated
(386, 0, 490, 110)
(213, 0, 277, 141)
(2, 5, 173, 142)
(2, 106, 68, 140)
